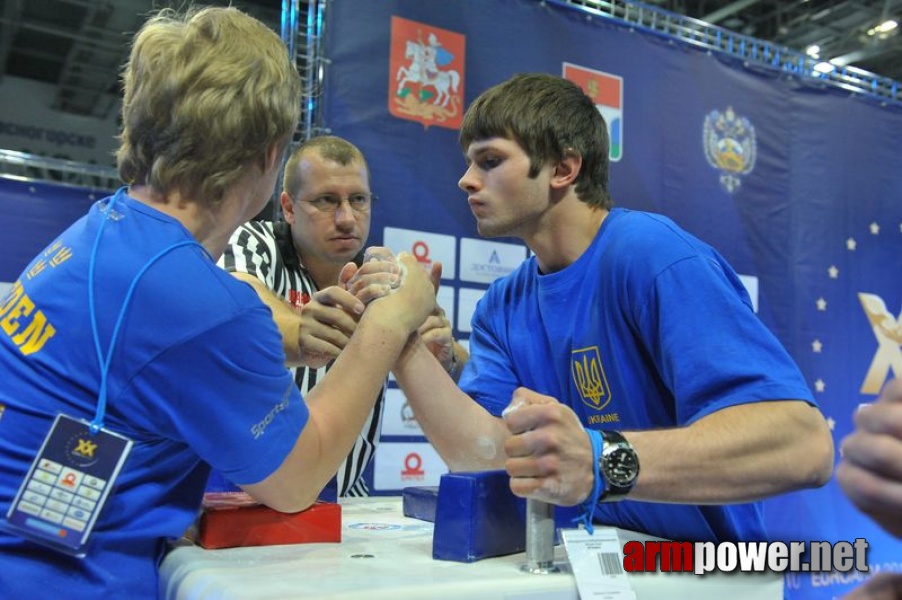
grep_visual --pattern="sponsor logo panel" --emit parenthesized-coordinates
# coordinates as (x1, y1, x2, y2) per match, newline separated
(456, 287, 486, 333)
(381, 388, 423, 436)
(373, 442, 448, 491)
(459, 237, 527, 285)
(383, 226, 457, 280)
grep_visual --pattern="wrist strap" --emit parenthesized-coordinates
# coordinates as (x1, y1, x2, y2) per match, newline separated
(571, 428, 604, 534)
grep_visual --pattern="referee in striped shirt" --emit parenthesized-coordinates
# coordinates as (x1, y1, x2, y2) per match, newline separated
(216, 136, 466, 498)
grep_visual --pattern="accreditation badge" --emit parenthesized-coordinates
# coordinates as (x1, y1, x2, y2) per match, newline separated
(4, 414, 132, 557)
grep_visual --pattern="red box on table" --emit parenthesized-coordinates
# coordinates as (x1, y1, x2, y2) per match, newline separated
(194, 491, 341, 549)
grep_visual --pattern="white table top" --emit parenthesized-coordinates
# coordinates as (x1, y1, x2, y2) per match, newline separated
(159, 497, 782, 600)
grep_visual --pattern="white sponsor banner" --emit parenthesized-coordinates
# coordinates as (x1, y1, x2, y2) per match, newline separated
(456, 287, 486, 333)
(373, 442, 448, 491)
(437, 284, 455, 328)
(738, 274, 759, 313)
(459, 237, 527, 284)
(381, 388, 423, 436)
(383, 227, 457, 280)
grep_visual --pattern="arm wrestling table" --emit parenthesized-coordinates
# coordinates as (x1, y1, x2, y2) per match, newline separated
(159, 497, 782, 600)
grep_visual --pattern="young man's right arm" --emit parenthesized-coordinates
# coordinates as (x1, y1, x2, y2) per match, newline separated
(392, 336, 510, 472)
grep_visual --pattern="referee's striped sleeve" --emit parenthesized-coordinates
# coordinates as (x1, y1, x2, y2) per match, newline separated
(218, 221, 279, 290)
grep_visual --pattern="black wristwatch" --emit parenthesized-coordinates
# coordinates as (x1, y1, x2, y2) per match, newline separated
(598, 430, 639, 501)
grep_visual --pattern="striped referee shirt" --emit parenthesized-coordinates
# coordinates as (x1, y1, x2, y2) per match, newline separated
(218, 220, 384, 497)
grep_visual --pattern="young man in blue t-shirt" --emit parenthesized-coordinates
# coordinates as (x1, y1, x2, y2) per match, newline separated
(392, 73, 834, 542)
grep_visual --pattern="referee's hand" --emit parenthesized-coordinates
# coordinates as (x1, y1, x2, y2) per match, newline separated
(294, 285, 364, 369)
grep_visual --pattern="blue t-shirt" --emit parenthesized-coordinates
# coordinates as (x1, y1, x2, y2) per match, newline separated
(0, 189, 308, 598)
(460, 208, 815, 542)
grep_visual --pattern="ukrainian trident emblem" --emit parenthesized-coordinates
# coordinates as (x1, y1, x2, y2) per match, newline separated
(572, 346, 612, 411)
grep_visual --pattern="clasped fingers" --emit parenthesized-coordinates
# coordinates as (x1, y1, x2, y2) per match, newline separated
(345, 260, 401, 303)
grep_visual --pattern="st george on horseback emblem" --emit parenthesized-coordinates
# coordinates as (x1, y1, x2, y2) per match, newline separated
(703, 106, 757, 193)
(389, 16, 465, 130)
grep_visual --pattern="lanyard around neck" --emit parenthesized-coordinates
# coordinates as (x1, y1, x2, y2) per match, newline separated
(86, 191, 209, 433)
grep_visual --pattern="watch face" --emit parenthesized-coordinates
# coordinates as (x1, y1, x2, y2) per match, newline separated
(604, 447, 639, 487)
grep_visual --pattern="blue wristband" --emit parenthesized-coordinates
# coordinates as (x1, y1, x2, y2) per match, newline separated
(571, 428, 604, 534)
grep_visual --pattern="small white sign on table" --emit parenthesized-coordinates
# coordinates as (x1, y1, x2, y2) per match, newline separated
(561, 527, 637, 600)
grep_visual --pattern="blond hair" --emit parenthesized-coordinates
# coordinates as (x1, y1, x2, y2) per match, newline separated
(117, 6, 301, 205)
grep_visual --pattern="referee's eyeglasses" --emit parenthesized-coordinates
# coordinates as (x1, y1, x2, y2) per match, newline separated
(301, 193, 375, 214)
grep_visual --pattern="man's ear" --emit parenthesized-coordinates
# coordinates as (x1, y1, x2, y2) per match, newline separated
(551, 149, 582, 190)
(279, 191, 295, 224)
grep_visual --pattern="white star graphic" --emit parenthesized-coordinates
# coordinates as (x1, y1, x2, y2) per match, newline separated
(813, 217, 890, 430)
